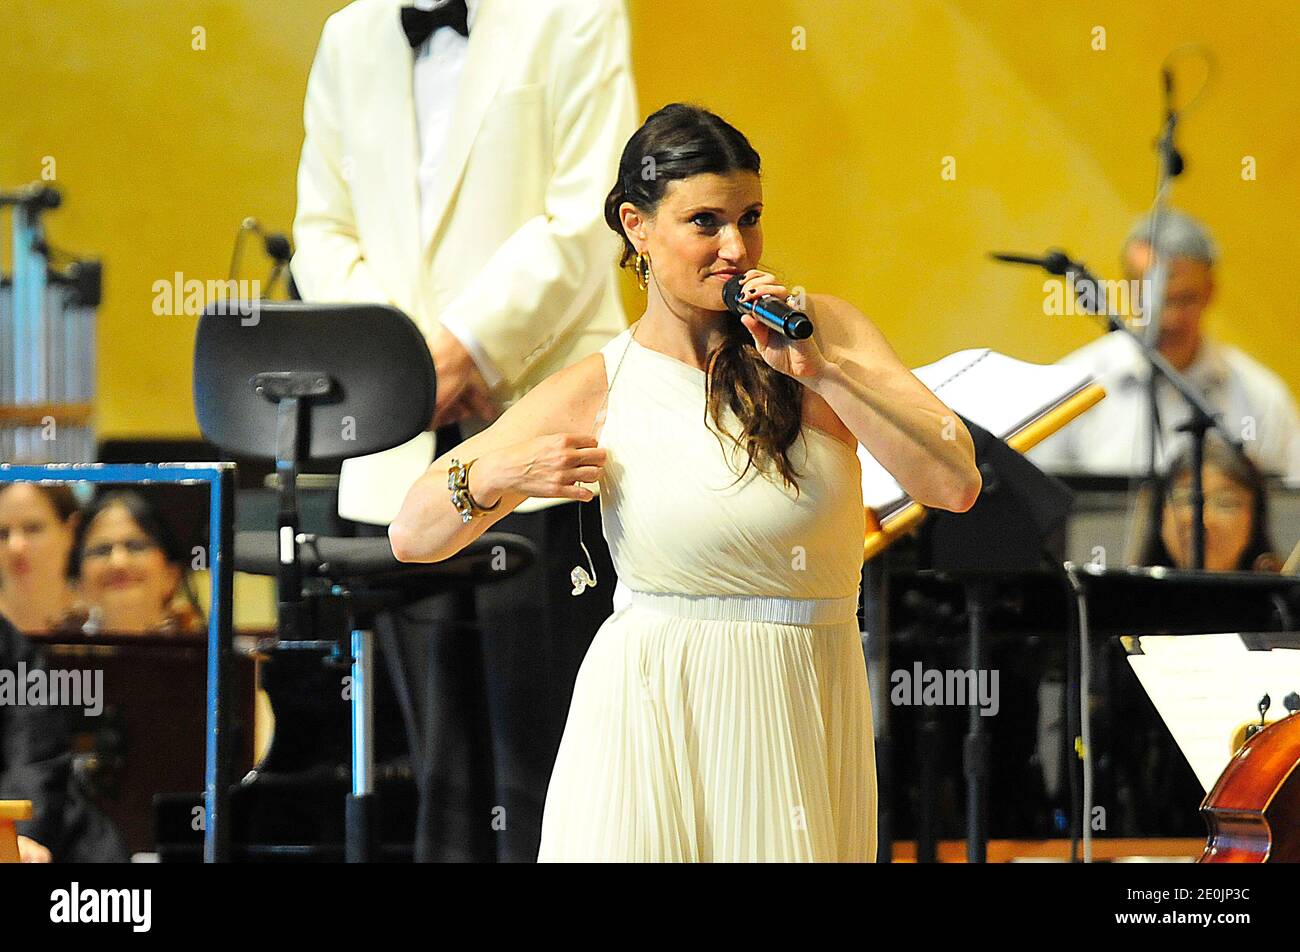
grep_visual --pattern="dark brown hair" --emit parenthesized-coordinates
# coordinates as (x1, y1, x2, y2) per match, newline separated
(603, 103, 806, 493)
(0, 483, 80, 522)
(0, 484, 80, 578)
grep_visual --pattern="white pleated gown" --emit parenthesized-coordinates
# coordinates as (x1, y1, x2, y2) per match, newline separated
(537, 323, 876, 862)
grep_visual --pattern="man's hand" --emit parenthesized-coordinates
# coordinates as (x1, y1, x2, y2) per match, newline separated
(441, 389, 499, 430)
(17, 835, 51, 863)
(428, 325, 501, 429)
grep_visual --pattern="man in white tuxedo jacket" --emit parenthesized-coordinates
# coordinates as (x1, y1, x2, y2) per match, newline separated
(292, 0, 636, 861)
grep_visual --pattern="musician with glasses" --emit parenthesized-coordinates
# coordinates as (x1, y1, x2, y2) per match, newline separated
(72, 491, 201, 636)
(1088, 443, 1286, 838)
(1135, 441, 1280, 572)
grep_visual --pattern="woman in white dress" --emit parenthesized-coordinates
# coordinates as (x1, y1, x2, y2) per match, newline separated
(390, 103, 981, 861)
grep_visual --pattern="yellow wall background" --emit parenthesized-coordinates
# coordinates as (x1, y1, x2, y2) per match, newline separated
(2, 0, 1296, 441)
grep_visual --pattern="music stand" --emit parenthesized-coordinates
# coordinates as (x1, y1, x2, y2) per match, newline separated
(919, 418, 1074, 862)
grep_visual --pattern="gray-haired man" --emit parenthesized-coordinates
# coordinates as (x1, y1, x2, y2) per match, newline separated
(1030, 209, 1300, 483)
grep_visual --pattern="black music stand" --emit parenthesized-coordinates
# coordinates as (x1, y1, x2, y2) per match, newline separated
(193, 301, 535, 862)
(918, 418, 1074, 863)
(885, 562, 1300, 861)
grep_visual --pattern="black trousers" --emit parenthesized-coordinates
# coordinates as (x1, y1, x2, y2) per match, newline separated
(375, 424, 616, 862)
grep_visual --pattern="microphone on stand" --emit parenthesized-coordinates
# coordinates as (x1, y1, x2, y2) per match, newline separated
(1158, 66, 1185, 179)
(990, 249, 1110, 307)
(229, 217, 295, 297)
(989, 249, 1075, 276)
(722, 274, 814, 340)
(254, 223, 293, 264)
(989, 249, 1111, 321)
(237, 217, 293, 264)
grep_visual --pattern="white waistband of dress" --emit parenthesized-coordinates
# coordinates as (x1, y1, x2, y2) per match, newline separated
(613, 579, 859, 626)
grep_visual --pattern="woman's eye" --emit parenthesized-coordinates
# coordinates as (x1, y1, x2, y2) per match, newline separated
(741, 212, 761, 226)
(691, 214, 717, 228)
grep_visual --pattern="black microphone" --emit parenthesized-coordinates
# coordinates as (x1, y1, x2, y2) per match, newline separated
(989, 249, 1073, 275)
(262, 232, 292, 263)
(722, 275, 814, 340)
(1158, 66, 1185, 178)
(990, 249, 1112, 318)
(240, 217, 292, 263)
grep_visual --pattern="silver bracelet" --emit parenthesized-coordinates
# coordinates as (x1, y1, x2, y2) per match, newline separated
(447, 457, 499, 524)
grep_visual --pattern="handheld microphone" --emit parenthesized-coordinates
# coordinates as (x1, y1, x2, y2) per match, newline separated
(722, 275, 814, 340)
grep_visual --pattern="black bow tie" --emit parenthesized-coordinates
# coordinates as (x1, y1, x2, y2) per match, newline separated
(400, 1, 469, 49)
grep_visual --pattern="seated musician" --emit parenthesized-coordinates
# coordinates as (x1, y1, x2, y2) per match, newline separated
(72, 491, 202, 635)
(1029, 209, 1300, 484)
(0, 483, 85, 634)
(1134, 440, 1280, 573)
(1097, 441, 1283, 837)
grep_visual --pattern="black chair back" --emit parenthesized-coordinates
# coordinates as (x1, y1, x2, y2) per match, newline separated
(193, 302, 435, 462)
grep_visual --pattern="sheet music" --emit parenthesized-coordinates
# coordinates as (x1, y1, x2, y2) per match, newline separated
(859, 349, 1095, 517)
(1126, 633, 1300, 792)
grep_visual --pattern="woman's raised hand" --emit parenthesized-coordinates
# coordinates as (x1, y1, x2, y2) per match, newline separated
(734, 269, 829, 382)
(481, 434, 608, 504)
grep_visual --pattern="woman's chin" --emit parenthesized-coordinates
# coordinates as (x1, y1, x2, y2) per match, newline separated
(95, 597, 163, 628)
(696, 286, 728, 308)
(101, 610, 165, 633)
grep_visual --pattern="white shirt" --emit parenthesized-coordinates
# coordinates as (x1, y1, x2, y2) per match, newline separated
(1028, 330, 1300, 485)
(411, 0, 504, 390)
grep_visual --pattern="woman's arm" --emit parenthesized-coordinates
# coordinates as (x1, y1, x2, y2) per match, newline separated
(388, 353, 608, 563)
(805, 293, 981, 512)
(734, 272, 980, 512)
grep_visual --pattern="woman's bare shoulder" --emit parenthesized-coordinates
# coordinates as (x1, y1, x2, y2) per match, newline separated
(577, 348, 612, 394)
(559, 349, 612, 404)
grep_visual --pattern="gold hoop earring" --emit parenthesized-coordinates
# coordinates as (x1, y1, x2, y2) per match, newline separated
(634, 251, 650, 292)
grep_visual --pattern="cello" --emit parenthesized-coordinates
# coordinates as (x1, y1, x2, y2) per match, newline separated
(1200, 541, 1300, 863)
(1199, 709, 1300, 862)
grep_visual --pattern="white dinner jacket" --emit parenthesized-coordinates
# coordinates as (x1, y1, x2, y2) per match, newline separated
(292, 0, 637, 522)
